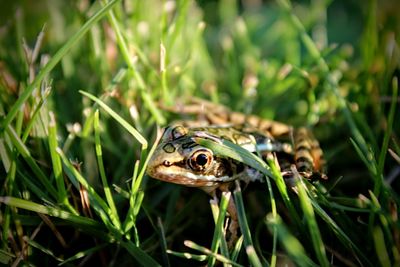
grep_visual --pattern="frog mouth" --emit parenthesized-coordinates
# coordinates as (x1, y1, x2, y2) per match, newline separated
(147, 165, 229, 187)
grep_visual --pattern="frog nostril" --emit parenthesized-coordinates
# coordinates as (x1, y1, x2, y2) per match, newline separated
(163, 160, 172, 167)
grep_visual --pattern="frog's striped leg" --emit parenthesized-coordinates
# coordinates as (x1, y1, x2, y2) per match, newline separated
(160, 97, 293, 136)
(293, 127, 327, 180)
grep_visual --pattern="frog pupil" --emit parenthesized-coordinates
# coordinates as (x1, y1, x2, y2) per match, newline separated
(196, 153, 208, 166)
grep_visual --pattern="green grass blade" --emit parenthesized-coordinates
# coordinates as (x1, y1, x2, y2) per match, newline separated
(99, 0, 166, 125)
(21, 88, 51, 143)
(369, 190, 398, 265)
(120, 240, 161, 267)
(123, 128, 161, 234)
(195, 136, 301, 228)
(48, 112, 77, 214)
(233, 182, 262, 267)
(296, 178, 329, 267)
(140, 90, 167, 125)
(5, 125, 58, 199)
(230, 235, 244, 262)
(79, 90, 148, 149)
(184, 240, 243, 267)
(265, 176, 278, 267)
(1, 0, 122, 129)
(193, 137, 272, 178)
(157, 217, 171, 267)
(208, 191, 230, 266)
(265, 213, 318, 267)
(265, 157, 301, 227)
(310, 198, 372, 266)
(58, 244, 108, 266)
(57, 148, 121, 235)
(372, 226, 391, 267)
(167, 250, 208, 262)
(0, 197, 106, 235)
(26, 239, 64, 262)
(376, 77, 398, 193)
(0, 249, 14, 265)
(94, 110, 121, 229)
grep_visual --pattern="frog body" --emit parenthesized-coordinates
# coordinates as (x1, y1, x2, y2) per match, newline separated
(147, 114, 326, 193)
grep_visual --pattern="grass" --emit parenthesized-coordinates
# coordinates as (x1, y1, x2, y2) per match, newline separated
(0, 0, 399, 266)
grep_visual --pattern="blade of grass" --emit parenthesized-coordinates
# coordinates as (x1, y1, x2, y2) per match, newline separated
(0, 197, 107, 237)
(94, 110, 121, 229)
(1, 136, 17, 248)
(159, 42, 171, 105)
(265, 156, 302, 228)
(310, 196, 372, 266)
(1, 0, 122, 130)
(25, 238, 64, 262)
(230, 235, 244, 262)
(166, 250, 208, 262)
(376, 77, 398, 192)
(48, 112, 77, 214)
(233, 181, 262, 267)
(99, 0, 166, 125)
(123, 160, 141, 236)
(21, 87, 51, 143)
(265, 213, 318, 267)
(349, 138, 378, 176)
(157, 217, 171, 267)
(79, 90, 147, 149)
(120, 240, 161, 267)
(194, 137, 301, 226)
(265, 176, 278, 267)
(295, 176, 329, 267)
(372, 226, 391, 267)
(80, 69, 128, 138)
(123, 127, 161, 235)
(184, 240, 243, 267)
(57, 148, 121, 236)
(208, 191, 230, 266)
(369, 190, 399, 262)
(58, 244, 108, 266)
(5, 125, 58, 199)
(193, 137, 272, 179)
(165, 0, 190, 49)
(0, 249, 14, 265)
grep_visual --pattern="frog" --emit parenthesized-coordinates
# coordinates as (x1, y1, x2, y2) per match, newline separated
(146, 98, 327, 247)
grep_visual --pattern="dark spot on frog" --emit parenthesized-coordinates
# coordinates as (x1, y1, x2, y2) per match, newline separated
(163, 143, 176, 153)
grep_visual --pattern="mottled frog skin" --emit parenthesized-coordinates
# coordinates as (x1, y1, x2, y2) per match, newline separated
(147, 100, 326, 193)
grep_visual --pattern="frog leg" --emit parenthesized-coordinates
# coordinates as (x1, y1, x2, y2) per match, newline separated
(159, 97, 229, 119)
(293, 127, 327, 180)
(226, 194, 239, 249)
(214, 183, 239, 250)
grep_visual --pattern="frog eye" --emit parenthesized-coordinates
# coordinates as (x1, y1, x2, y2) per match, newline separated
(189, 149, 213, 171)
(171, 126, 188, 139)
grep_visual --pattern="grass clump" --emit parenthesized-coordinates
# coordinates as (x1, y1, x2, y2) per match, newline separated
(0, 0, 399, 266)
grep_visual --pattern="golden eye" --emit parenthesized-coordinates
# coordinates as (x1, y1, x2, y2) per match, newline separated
(189, 149, 213, 171)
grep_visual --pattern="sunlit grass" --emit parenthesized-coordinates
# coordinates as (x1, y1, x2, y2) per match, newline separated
(0, 0, 399, 266)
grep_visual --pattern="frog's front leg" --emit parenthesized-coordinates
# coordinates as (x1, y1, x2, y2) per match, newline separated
(226, 193, 239, 249)
(212, 183, 239, 249)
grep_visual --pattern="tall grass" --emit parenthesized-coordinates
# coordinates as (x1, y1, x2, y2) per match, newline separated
(0, 0, 399, 266)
